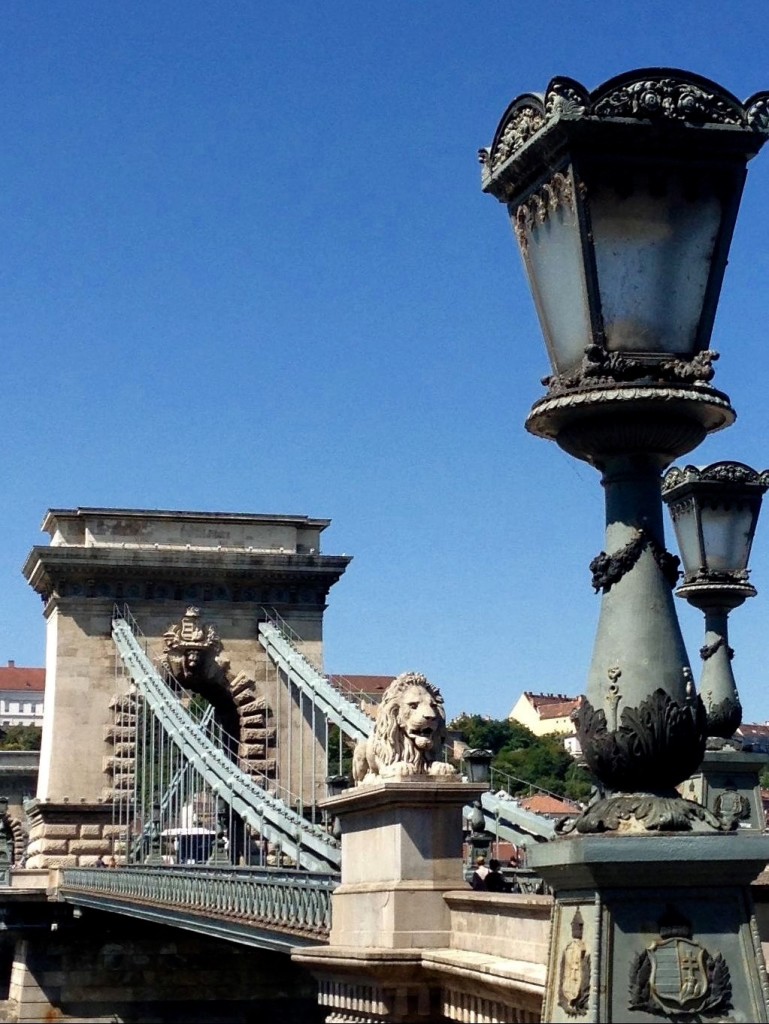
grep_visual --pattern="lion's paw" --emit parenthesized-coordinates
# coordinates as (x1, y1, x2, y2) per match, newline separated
(429, 762, 458, 776)
(381, 761, 418, 779)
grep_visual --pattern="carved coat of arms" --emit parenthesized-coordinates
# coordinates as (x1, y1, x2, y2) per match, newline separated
(558, 908, 590, 1016)
(162, 607, 222, 681)
(629, 907, 732, 1018)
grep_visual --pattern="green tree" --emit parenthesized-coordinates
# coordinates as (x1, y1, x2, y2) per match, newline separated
(449, 713, 535, 754)
(327, 724, 355, 778)
(0, 725, 42, 751)
(450, 714, 593, 803)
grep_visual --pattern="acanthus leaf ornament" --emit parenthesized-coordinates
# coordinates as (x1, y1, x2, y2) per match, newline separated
(489, 102, 546, 171)
(573, 687, 707, 797)
(544, 76, 588, 120)
(482, 70, 769, 202)
(542, 347, 720, 396)
(746, 92, 769, 130)
(703, 695, 742, 741)
(663, 461, 769, 491)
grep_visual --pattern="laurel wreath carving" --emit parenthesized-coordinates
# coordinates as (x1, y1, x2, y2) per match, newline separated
(590, 528, 680, 593)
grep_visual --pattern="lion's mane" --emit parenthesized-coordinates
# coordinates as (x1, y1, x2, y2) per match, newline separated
(352, 671, 448, 783)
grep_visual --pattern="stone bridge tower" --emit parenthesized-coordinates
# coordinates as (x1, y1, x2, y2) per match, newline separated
(22, 507, 351, 867)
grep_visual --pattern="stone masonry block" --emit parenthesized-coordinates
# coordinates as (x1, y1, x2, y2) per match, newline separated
(34, 855, 78, 868)
(113, 743, 136, 757)
(239, 743, 266, 759)
(242, 727, 276, 744)
(104, 725, 134, 742)
(244, 759, 276, 774)
(80, 825, 104, 839)
(103, 824, 129, 838)
(238, 700, 267, 718)
(70, 840, 110, 855)
(111, 775, 136, 789)
(37, 839, 70, 855)
(35, 824, 79, 840)
(231, 677, 254, 700)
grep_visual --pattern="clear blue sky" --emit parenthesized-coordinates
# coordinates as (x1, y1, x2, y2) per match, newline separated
(2, 2, 769, 723)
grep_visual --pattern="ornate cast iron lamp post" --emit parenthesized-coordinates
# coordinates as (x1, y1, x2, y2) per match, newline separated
(662, 461, 769, 741)
(482, 69, 769, 1021)
(481, 68, 768, 831)
(663, 462, 769, 832)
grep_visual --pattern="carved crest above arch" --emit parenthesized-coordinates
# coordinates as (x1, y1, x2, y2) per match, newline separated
(161, 607, 226, 684)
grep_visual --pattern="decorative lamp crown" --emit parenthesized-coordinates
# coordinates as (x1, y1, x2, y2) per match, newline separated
(662, 461, 769, 585)
(480, 69, 769, 390)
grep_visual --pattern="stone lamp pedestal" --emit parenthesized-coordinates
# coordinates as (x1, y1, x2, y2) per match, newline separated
(530, 833, 769, 1022)
(683, 746, 769, 831)
(294, 778, 485, 1023)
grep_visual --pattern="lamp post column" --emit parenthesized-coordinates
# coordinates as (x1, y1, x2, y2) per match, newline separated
(481, 68, 769, 1021)
(585, 454, 696, 785)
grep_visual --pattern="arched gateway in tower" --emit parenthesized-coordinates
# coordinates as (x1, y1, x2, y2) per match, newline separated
(21, 507, 351, 868)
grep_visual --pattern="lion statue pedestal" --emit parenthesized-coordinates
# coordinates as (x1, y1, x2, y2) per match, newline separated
(326, 777, 486, 950)
(296, 777, 487, 1024)
(294, 674, 486, 1023)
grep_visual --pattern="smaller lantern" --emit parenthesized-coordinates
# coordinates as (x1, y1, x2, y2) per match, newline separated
(326, 774, 350, 798)
(663, 461, 769, 739)
(662, 462, 769, 586)
(461, 749, 493, 785)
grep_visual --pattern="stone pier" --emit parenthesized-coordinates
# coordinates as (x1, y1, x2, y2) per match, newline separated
(22, 507, 350, 867)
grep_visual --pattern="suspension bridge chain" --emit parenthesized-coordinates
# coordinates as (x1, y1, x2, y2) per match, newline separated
(257, 613, 374, 743)
(111, 607, 341, 873)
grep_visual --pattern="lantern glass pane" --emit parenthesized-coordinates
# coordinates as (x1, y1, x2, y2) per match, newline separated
(590, 172, 722, 356)
(517, 184, 592, 377)
(699, 502, 756, 574)
(670, 499, 705, 577)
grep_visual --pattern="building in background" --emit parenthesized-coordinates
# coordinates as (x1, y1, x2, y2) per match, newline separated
(0, 661, 45, 727)
(329, 674, 392, 716)
(508, 691, 582, 757)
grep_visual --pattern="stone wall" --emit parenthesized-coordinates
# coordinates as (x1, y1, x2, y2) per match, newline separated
(24, 803, 116, 870)
(4, 912, 325, 1023)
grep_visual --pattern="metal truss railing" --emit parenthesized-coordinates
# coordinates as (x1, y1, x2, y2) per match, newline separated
(111, 607, 341, 873)
(57, 866, 334, 944)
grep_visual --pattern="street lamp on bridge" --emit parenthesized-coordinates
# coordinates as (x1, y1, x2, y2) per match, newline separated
(663, 460, 769, 740)
(481, 68, 769, 1022)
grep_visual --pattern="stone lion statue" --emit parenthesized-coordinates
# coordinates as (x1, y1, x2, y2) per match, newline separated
(352, 672, 458, 784)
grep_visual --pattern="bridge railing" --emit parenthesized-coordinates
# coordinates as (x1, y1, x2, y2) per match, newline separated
(55, 866, 336, 946)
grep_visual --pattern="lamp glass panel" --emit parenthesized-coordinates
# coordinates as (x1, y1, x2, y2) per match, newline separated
(671, 499, 706, 577)
(517, 184, 592, 376)
(699, 502, 756, 573)
(590, 172, 722, 355)
(467, 762, 488, 783)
